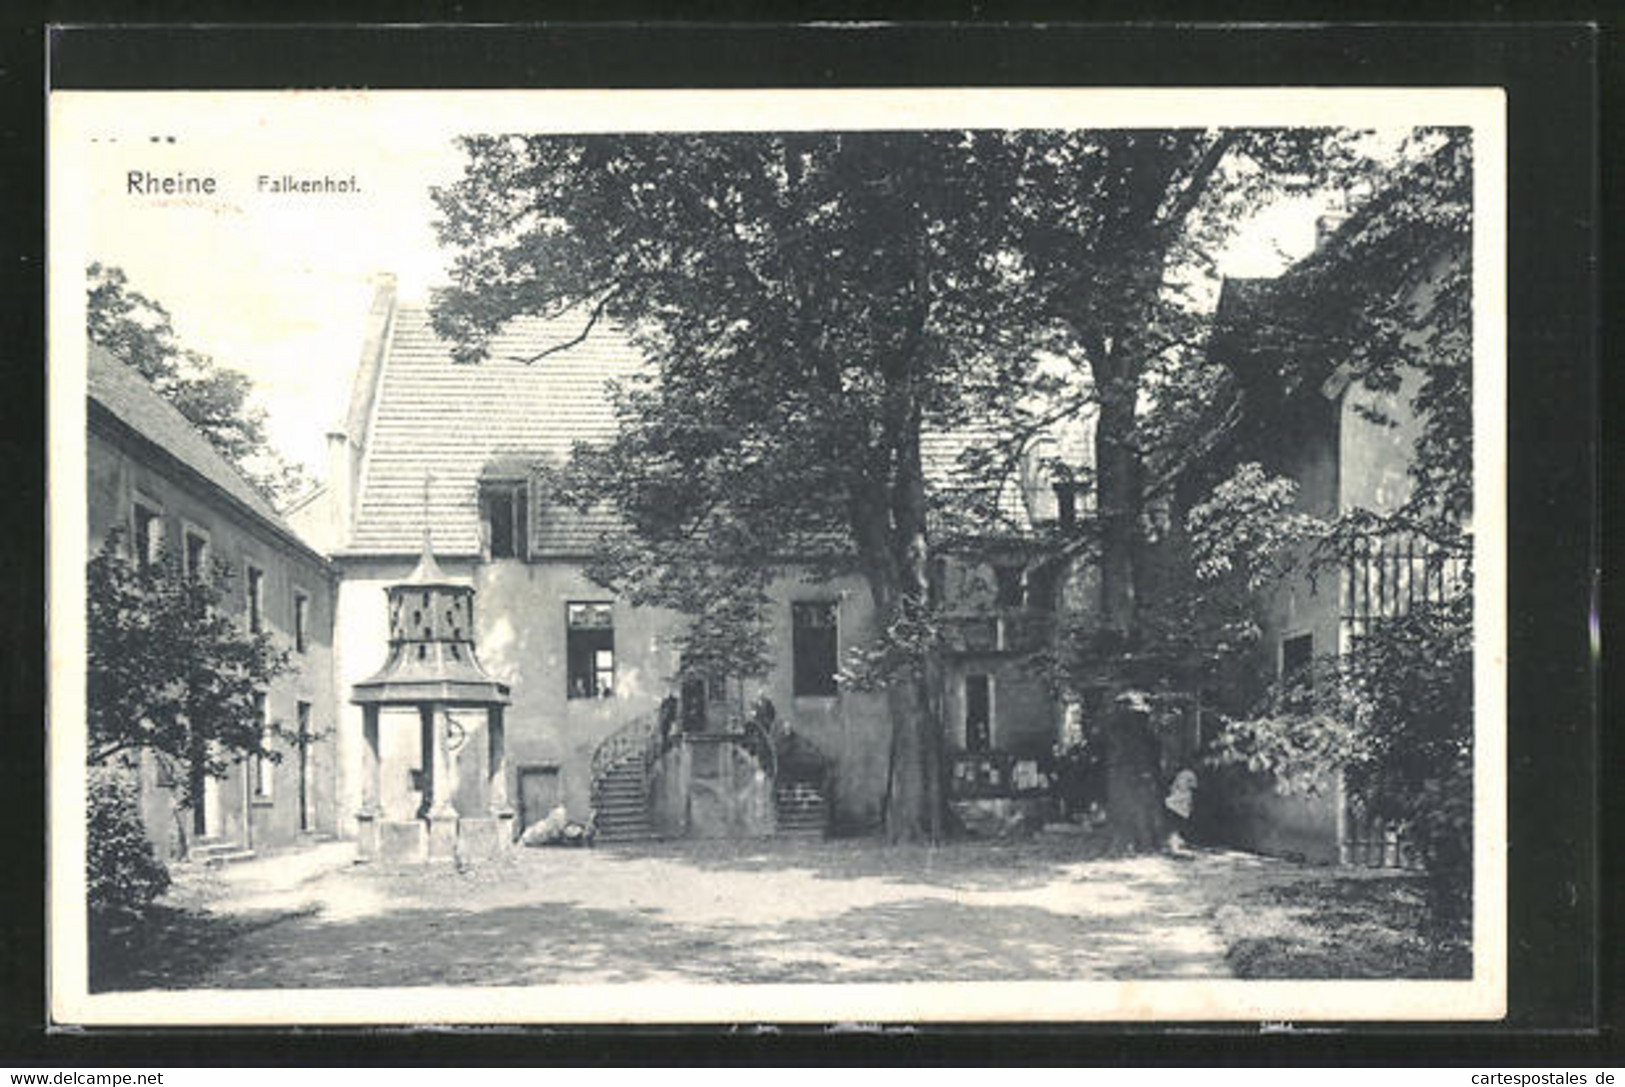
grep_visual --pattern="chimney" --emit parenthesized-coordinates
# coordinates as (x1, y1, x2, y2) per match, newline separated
(327, 272, 399, 548)
(1314, 212, 1349, 252)
(369, 272, 397, 310)
(1054, 483, 1078, 533)
(325, 428, 352, 546)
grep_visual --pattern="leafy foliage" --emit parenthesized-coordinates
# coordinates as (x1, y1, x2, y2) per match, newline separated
(87, 531, 295, 806)
(88, 263, 314, 507)
(87, 765, 171, 924)
(1187, 462, 1326, 590)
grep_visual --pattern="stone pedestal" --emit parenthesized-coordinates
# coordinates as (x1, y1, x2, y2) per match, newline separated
(426, 810, 459, 861)
(378, 818, 428, 863)
(355, 809, 381, 862)
(454, 816, 503, 862)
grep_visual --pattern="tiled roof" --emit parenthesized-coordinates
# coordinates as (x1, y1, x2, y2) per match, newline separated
(348, 305, 645, 556)
(921, 426, 1035, 534)
(87, 344, 308, 545)
(349, 303, 1080, 557)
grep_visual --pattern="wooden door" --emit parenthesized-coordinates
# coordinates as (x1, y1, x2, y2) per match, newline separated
(518, 766, 562, 831)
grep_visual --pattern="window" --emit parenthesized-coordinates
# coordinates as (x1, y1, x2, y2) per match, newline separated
(247, 565, 264, 633)
(1281, 632, 1314, 712)
(1026, 564, 1057, 613)
(293, 591, 310, 653)
(480, 480, 528, 560)
(678, 671, 730, 730)
(251, 692, 273, 799)
(792, 602, 838, 697)
(566, 602, 614, 698)
(132, 501, 162, 567)
(994, 564, 1026, 608)
(183, 527, 209, 580)
(1281, 632, 1313, 679)
(965, 674, 992, 753)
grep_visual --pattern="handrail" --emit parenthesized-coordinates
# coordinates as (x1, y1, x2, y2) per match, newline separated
(588, 712, 659, 799)
(739, 715, 778, 782)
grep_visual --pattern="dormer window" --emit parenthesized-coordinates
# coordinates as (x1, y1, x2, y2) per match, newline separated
(480, 480, 528, 560)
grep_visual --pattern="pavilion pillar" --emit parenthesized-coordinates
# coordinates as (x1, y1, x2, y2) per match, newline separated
(355, 704, 381, 861)
(487, 706, 515, 844)
(426, 705, 460, 860)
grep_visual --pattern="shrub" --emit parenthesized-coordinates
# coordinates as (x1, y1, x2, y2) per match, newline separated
(87, 765, 170, 928)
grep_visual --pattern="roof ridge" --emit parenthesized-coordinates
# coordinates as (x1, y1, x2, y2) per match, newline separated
(347, 293, 400, 552)
(87, 344, 325, 564)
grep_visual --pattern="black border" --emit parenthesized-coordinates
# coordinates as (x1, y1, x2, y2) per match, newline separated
(6, 14, 1611, 1065)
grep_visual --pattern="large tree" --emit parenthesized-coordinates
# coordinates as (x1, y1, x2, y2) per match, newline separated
(88, 263, 314, 507)
(430, 129, 1368, 843)
(994, 130, 1375, 648)
(88, 532, 295, 839)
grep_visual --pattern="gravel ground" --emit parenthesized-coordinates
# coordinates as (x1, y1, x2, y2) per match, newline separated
(99, 835, 1436, 990)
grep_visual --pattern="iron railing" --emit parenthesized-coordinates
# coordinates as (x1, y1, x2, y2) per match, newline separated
(587, 712, 661, 803)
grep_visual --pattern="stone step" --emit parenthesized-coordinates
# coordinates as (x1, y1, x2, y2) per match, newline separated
(187, 844, 257, 866)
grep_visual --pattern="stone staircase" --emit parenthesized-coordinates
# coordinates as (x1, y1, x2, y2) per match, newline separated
(774, 781, 829, 838)
(592, 757, 658, 844)
(187, 836, 256, 866)
(588, 708, 832, 844)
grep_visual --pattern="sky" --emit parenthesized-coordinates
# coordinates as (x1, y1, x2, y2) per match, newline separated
(60, 91, 1406, 481)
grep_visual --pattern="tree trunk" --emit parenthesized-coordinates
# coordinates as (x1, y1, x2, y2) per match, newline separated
(868, 363, 949, 844)
(1101, 701, 1167, 852)
(882, 669, 944, 843)
(1094, 366, 1143, 644)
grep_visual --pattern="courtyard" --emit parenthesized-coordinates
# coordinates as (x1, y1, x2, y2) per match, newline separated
(91, 836, 1466, 991)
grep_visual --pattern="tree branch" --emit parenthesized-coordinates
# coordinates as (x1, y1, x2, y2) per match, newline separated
(503, 285, 623, 365)
(1157, 132, 1239, 233)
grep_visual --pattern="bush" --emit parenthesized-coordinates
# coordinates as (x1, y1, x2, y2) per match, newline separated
(87, 766, 170, 928)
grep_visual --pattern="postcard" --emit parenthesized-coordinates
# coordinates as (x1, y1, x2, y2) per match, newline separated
(48, 86, 1507, 1025)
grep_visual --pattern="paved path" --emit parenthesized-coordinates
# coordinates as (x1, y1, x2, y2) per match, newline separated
(151, 837, 1321, 988)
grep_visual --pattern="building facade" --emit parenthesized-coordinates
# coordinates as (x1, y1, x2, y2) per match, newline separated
(88, 344, 340, 861)
(291, 279, 1077, 842)
(1191, 196, 1467, 864)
